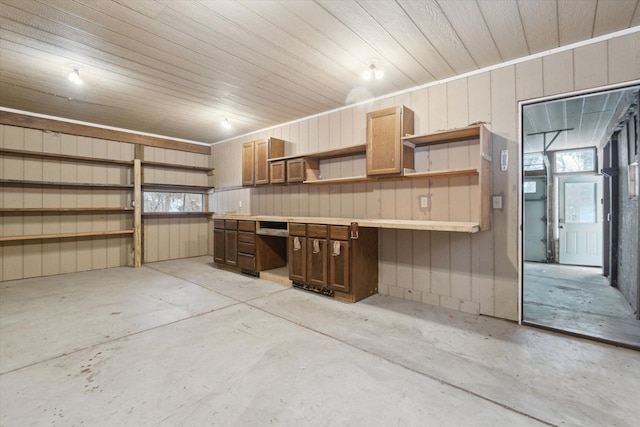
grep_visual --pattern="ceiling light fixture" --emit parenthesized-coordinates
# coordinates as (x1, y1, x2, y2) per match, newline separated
(68, 65, 82, 85)
(221, 118, 231, 129)
(362, 58, 384, 80)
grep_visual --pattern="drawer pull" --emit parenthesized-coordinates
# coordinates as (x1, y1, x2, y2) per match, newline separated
(350, 222, 359, 239)
(313, 239, 320, 254)
(332, 241, 341, 256)
(293, 236, 301, 251)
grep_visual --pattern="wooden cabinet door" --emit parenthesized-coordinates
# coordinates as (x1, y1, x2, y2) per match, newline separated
(270, 160, 286, 183)
(288, 236, 306, 282)
(254, 140, 269, 185)
(307, 238, 328, 288)
(366, 106, 414, 176)
(242, 141, 255, 185)
(224, 229, 238, 266)
(329, 240, 350, 293)
(287, 158, 305, 183)
(213, 228, 225, 264)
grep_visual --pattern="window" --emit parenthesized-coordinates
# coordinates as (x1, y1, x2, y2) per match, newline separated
(564, 182, 597, 223)
(554, 148, 596, 173)
(143, 192, 203, 212)
(523, 181, 537, 193)
(523, 152, 545, 171)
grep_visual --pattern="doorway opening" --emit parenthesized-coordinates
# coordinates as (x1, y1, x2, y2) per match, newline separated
(520, 84, 640, 349)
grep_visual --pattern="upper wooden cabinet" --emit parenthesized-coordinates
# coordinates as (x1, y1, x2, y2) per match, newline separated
(242, 137, 284, 186)
(366, 106, 414, 176)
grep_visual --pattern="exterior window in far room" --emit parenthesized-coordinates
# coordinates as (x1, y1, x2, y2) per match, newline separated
(143, 192, 203, 212)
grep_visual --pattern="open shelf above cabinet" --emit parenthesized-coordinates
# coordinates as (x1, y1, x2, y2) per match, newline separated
(141, 160, 213, 172)
(402, 124, 485, 146)
(0, 179, 133, 189)
(0, 148, 133, 165)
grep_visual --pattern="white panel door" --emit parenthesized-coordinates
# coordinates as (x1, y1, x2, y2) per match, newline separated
(558, 175, 602, 267)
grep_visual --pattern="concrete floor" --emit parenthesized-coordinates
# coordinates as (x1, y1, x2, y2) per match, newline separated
(1, 257, 639, 426)
(523, 262, 640, 349)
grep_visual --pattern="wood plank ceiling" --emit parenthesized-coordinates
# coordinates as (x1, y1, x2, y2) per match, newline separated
(1, 0, 639, 144)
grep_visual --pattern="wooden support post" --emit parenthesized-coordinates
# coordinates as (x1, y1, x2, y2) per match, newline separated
(134, 159, 142, 267)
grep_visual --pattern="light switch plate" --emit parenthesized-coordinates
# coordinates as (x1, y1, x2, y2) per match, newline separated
(420, 196, 429, 208)
(492, 195, 502, 209)
(239, 200, 243, 208)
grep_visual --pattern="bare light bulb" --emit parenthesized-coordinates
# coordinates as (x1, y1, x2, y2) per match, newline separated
(68, 68, 82, 85)
(222, 118, 231, 129)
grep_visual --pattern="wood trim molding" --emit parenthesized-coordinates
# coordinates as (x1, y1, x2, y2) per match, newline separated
(0, 111, 211, 155)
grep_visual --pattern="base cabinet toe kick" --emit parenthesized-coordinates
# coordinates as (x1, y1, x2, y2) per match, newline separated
(213, 218, 379, 303)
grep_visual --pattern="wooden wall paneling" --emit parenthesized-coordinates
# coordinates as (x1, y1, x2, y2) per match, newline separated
(380, 181, 396, 219)
(144, 217, 158, 262)
(468, 72, 492, 124)
(188, 217, 199, 256)
(328, 185, 340, 217)
(447, 79, 469, 129)
(516, 59, 544, 101)
(308, 117, 319, 154)
(428, 85, 448, 132)
(450, 233, 472, 302)
(265, 185, 275, 215)
(410, 88, 429, 134)
(179, 218, 190, 258)
(158, 216, 170, 260)
(318, 185, 330, 217)
(365, 182, 381, 219)
(289, 184, 301, 216)
(308, 185, 319, 216)
(169, 217, 180, 259)
(281, 186, 291, 215)
(318, 114, 330, 152)
(412, 230, 431, 300)
(543, 50, 574, 96)
(340, 182, 355, 218)
(608, 33, 640, 84)
(273, 186, 283, 216)
(395, 229, 414, 298)
(199, 218, 209, 256)
(378, 228, 397, 296)
(429, 231, 451, 297)
(490, 65, 518, 321)
(298, 120, 309, 155)
(448, 141, 471, 223)
(352, 182, 367, 218)
(395, 180, 412, 220)
(575, 41, 608, 90)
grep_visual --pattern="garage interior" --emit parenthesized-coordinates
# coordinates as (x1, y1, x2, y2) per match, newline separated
(1, 1, 640, 426)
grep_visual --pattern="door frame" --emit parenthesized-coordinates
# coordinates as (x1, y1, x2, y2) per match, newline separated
(517, 80, 640, 324)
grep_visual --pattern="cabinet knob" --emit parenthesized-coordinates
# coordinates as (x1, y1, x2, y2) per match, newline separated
(350, 222, 359, 239)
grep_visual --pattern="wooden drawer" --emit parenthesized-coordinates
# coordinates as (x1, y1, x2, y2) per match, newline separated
(238, 253, 255, 271)
(238, 232, 255, 244)
(289, 223, 306, 236)
(224, 219, 238, 230)
(329, 225, 349, 240)
(307, 224, 328, 238)
(214, 219, 225, 229)
(238, 242, 255, 255)
(238, 220, 256, 232)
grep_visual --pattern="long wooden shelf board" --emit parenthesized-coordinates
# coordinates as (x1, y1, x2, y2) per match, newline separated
(303, 176, 368, 185)
(0, 179, 133, 188)
(142, 183, 214, 192)
(141, 160, 213, 172)
(0, 207, 133, 213)
(0, 229, 134, 242)
(142, 211, 213, 216)
(269, 144, 367, 163)
(403, 125, 482, 146)
(303, 168, 478, 185)
(0, 148, 133, 165)
(215, 214, 481, 233)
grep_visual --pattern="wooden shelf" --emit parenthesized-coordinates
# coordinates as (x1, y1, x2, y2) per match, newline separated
(142, 211, 213, 216)
(0, 148, 133, 165)
(141, 183, 214, 192)
(0, 229, 134, 242)
(0, 179, 133, 189)
(268, 144, 367, 163)
(403, 125, 482, 146)
(141, 160, 213, 172)
(303, 168, 478, 185)
(0, 207, 133, 214)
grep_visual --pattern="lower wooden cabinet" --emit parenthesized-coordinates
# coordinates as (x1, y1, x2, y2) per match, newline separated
(224, 220, 238, 266)
(288, 222, 378, 302)
(213, 227, 225, 264)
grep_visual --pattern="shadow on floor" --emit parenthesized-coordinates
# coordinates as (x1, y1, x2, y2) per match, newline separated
(523, 262, 640, 349)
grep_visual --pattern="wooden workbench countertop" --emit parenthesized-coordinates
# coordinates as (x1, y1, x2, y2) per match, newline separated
(212, 214, 481, 233)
